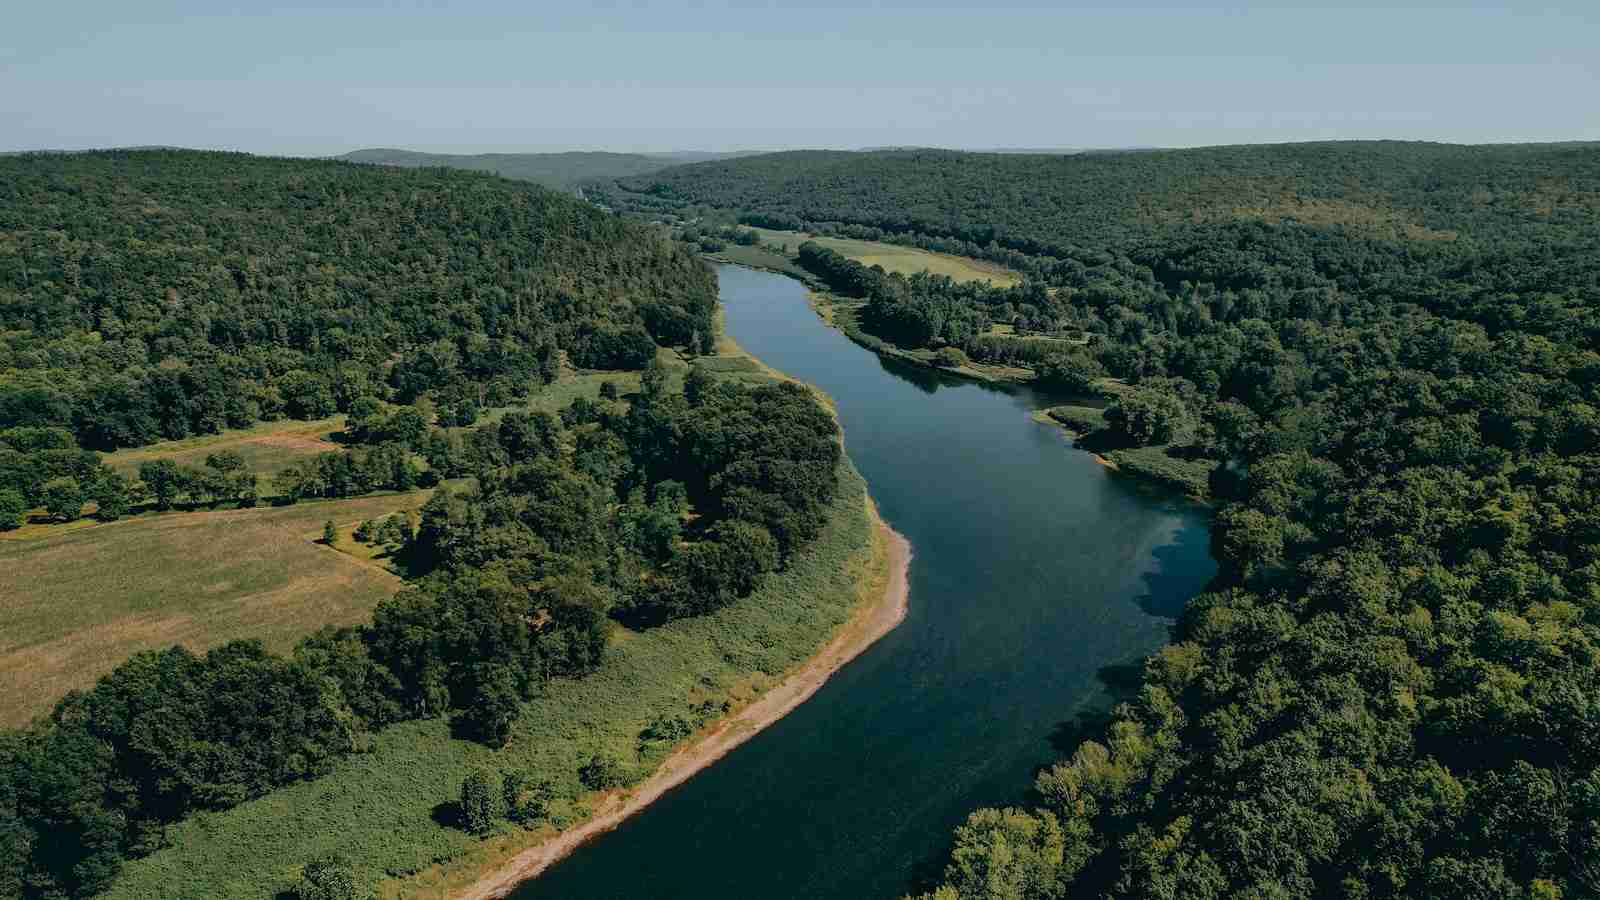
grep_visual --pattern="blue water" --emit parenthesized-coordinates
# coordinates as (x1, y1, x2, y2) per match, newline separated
(510, 265, 1216, 899)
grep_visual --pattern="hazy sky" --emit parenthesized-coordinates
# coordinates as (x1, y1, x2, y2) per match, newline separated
(4, 1, 1596, 155)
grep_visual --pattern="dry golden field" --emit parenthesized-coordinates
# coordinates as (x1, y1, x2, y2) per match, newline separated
(0, 491, 430, 726)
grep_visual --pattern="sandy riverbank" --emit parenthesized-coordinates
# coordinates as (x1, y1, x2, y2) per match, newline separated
(454, 508, 912, 900)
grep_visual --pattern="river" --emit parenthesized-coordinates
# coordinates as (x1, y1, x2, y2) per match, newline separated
(510, 264, 1216, 899)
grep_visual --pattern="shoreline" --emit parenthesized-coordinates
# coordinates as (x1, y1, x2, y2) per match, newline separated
(453, 506, 911, 900)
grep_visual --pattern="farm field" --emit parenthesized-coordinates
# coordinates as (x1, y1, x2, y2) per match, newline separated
(0, 490, 431, 726)
(747, 227, 1023, 286)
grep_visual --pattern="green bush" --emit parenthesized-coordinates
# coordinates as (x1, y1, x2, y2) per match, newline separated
(0, 489, 26, 530)
(577, 753, 629, 791)
(459, 770, 501, 837)
(292, 854, 368, 900)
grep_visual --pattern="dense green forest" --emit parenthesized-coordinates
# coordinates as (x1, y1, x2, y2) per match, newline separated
(338, 149, 763, 193)
(0, 150, 714, 452)
(0, 152, 844, 899)
(621, 142, 1600, 899)
(339, 148, 684, 192)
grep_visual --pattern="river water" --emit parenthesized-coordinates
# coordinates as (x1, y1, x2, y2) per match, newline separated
(510, 265, 1215, 899)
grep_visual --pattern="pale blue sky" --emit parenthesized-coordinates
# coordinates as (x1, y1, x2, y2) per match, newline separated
(4, 1, 1596, 154)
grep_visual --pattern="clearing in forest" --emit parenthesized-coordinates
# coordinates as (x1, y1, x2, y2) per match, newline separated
(0, 491, 430, 727)
(102, 415, 347, 491)
(749, 228, 1024, 287)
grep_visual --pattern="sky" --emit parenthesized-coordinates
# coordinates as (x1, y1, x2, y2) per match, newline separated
(3, 1, 1597, 155)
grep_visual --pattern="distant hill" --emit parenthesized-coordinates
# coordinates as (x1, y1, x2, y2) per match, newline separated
(338, 148, 764, 191)
(603, 141, 1600, 250)
(0, 148, 716, 449)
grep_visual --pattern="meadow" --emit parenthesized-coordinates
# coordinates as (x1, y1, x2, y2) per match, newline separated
(0, 490, 431, 726)
(747, 227, 1023, 286)
(102, 415, 345, 485)
(100, 463, 880, 900)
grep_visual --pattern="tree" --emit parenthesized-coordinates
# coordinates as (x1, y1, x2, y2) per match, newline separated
(684, 366, 714, 406)
(458, 663, 520, 747)
(910, 808, 1070, 900)
(323, 520, 338, 546)
(138, 458, 185, 510)
(293, 854, 367, 900)
(92, 471, 130, 521)
(43, 478, 85, 522)
(1037, 354, 1104, 394)
(460, 770, 500, 836)
(599, 380, 619, 401)
(0, 488, 26, 530)
(640, 358, 669, 405)
(538, 344, 561, 386)
(1104, 388, 1188, 446)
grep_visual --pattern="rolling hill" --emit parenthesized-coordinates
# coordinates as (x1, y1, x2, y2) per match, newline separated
(338, 148, 766, 191)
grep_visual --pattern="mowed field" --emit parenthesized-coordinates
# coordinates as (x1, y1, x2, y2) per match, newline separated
(747, 227, 1023, 287)
(0, 491, 430, 727)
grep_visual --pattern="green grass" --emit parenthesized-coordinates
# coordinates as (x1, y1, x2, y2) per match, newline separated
(747, 227, 1023, 287)
(103, 416, 347, 491)
(102, 463, 878, 900)
(0, 491, 433, 727)
(1104, 446, 1215, 499)
(710, 243, 813, 279)
(1044, 405, 1108, 435)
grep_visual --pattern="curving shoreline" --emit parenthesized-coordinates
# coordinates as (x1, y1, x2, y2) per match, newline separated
(453, 507, 911, 900)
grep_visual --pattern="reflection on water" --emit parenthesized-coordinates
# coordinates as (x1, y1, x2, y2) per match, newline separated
(511, 265, 1217, 900)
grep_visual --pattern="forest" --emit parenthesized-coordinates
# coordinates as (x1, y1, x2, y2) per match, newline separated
(0, 152, 843, 899)
(612, 142, 1600, 899)
(0, 150, 715, 452)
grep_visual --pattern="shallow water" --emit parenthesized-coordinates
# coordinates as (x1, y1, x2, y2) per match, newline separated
(510, 265, 1216, 899)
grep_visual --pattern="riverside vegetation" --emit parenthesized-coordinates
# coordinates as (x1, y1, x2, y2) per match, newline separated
(0, 151, 871, 900)
(602, 142, 1600, 899)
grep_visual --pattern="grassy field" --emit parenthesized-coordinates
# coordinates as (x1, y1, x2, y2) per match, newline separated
(0, 491, 431, 727)
(101, 463, 880, 900)
(709, 243, 814, 280)
(1103, 445, 1214, 500)
(103, 415, 347, 491)
(747, 227, 1023, 287)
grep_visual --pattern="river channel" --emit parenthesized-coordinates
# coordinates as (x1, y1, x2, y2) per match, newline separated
(510, 264, 1216, 899)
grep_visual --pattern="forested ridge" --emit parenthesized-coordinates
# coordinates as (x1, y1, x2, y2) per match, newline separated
(606, 141, 1600, 252)
(624, 143, 1600, 898)
(0, 152, 844, 899)
(0, 150, 715, 451)
(338, 148, 683, 192)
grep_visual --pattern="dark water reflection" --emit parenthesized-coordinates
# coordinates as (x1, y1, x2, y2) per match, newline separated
(510, 266, 1216, 900)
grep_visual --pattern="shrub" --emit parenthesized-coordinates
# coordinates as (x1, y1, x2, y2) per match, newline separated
(42, 478, 85, 522)
(292, 854, 368, 900)
(0, 489, 26, 530)
(502, 770, 556, 826)
(460, 770, 501, 836)
(578, 753, 629, 791)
